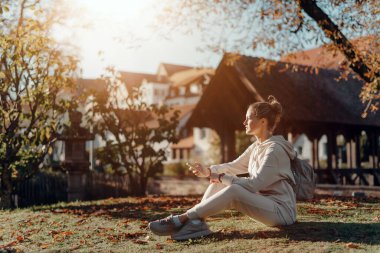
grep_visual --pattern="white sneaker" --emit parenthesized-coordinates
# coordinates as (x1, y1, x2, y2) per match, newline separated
(171, 219, 213, 240)
(148, 214, 182, 236)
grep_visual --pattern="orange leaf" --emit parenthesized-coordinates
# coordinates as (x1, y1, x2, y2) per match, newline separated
(346, 242, 360, 249)
(0, 241, 18, 249)
(166, 238, 174, 243)
(16, 235, 24, 242)
(132, 239, 148, 245)
(39, 243, 50, 249)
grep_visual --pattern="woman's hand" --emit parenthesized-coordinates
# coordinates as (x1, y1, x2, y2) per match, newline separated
(186, 162, 211, 178)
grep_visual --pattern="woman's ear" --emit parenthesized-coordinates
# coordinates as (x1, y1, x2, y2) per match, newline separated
(261, 118, 268, 126)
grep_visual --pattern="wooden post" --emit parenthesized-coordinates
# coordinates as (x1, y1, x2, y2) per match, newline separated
(346, 141, 352, 169)
(374, 131, 379, 169)
(327, 131, 336, 169)
(226, 130, 236, 162)
(355, 134, 361, 169)
(311, 138, 316, 169)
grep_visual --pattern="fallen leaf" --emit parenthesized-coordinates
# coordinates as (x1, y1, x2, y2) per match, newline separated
(52, 231, 75, 242)
(0, 240, 18, 249)
(132, 239, 148, 245)
(76, 219, 87, 225)
(166, 238, 174, 244)
(70, 245, 81, 251)
(346, 242, 360, 249)
(156, 243, 163, 249)
(125, 232, 147, 239)
(16, 236, 24, 242)
(38, 243, 50, 249)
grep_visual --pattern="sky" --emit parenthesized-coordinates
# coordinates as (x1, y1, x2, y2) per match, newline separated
(61, 0, 222, 78)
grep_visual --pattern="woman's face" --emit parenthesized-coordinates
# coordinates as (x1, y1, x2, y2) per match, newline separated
(243, 108, 261, 135)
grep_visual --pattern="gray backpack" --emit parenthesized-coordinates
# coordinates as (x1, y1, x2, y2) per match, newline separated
(288, 153, 317, 201)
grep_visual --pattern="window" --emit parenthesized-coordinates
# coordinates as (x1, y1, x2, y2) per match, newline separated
(200, 128, 206, 139)
(190, 84, 199, 94)
(179, 87, 186, 95)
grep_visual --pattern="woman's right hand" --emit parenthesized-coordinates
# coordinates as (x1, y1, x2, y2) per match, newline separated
(186, 162, 211, 178)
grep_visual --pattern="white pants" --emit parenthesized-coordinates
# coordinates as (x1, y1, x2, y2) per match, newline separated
(186, 183, 295, 226)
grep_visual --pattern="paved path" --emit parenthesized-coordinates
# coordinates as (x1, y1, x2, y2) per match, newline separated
(148, 177, 380, 198)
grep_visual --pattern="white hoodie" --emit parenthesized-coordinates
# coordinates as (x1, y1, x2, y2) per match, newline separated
(210, 135, 297, 221)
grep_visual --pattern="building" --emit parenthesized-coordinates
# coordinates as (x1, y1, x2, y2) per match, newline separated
(70, 64, 216, 168)
(186, 53, 380, 186)
(280, 35, 380, 167)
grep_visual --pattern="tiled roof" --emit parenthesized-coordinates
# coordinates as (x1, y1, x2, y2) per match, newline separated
(170, 68, 215, 87)
(119, 71, 169, 91)
(188, 54, 380, 130)
(281, 35, 380, 69)
(160, 63, 193, 77)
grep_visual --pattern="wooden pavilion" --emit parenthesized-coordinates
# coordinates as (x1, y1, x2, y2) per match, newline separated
(186, 54, 380, 185)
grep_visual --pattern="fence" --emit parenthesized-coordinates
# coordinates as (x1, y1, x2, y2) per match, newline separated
(15, 171, 67, 207)
(14, 171, 131, 208)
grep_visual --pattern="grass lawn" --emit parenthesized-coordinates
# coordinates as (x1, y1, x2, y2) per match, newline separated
(0, 195, 379, 253)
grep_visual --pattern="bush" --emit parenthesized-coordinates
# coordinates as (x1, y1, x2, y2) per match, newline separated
(163, 162, 192, 178)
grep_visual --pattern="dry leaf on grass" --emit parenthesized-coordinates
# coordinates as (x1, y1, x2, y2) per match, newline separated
(346, 242, 360, 249)
(16, 236, 24, 242)
(0, 240, 18, 249)
(125, 232, 147, 239)
(166, 238, 174, 244)
(76, 219, 87, 225)
(132, 239, 148, 245)
(38, 243, 50, 249)
(156, 243, 163, 249)
(70, 245, 81, 251)
(50, 230, 74, 242)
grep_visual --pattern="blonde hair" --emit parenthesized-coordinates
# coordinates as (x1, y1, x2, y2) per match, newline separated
(248, 95, 282, 131)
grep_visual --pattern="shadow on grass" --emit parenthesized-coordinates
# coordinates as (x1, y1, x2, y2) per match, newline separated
(205, 221, 380, 245)
(32, 196, 199, 221)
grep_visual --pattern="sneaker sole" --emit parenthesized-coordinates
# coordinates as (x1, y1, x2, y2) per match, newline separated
(171, 229, 213, 241)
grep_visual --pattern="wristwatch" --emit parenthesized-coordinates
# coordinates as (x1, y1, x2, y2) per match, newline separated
(218, 173, 225, 183)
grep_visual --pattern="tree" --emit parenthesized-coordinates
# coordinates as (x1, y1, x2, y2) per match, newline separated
(0, 0, 78, 208)
(86, 68, 179, 196)
(156, 0, 379, 115)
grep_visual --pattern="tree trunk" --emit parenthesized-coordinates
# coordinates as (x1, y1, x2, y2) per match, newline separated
(299, 0, 379, 87)
(0, 165, 13, 209)
(129, 175, 147, 196)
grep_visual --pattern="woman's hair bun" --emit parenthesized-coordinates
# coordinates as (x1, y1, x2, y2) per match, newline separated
(267, 95, 282, 115)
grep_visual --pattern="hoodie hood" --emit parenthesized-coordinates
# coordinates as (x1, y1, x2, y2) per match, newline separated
(259, 135, 297, 160)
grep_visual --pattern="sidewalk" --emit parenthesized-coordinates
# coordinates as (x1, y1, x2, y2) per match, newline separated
(315, 184, 380, 198)
(148, 177, 380, 198)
